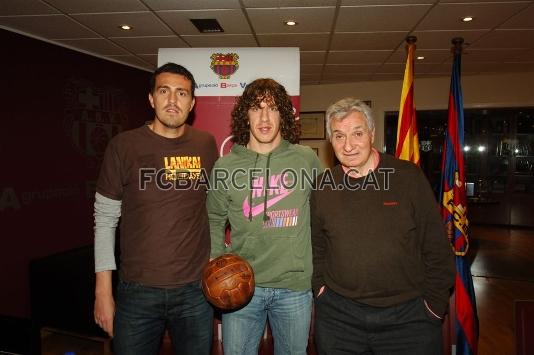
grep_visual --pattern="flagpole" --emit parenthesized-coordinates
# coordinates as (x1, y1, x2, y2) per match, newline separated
(446, 38, 464, 355)
(447, 36, 465, 355)
(440, 36, 479, 355)
(451, 37, 464, 54)
(406, 35, 417, 47)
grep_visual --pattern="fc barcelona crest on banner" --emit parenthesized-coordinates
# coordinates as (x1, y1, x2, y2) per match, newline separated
(210, 53, 239, 79)
(63, 79, 128, 168)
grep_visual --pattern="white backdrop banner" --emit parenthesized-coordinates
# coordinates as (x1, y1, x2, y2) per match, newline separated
(158, 47, 300, 96)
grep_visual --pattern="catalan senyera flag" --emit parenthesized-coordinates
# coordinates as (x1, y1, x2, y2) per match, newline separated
(395, 40, 420, 165)
(439, 41, 479, 355)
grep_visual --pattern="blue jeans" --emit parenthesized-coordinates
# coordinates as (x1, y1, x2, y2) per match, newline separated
(315, 288, 443, 355)
(222, 286, 312, 355)
(113, 279, 213, 355)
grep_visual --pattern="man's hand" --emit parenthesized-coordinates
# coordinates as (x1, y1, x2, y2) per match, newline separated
(94, 271, 115, 337)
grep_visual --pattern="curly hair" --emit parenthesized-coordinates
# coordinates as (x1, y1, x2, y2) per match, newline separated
(231, 78, 299, 145)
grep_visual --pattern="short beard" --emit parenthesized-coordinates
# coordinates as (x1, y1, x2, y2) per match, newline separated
(156, 116, 186, 129)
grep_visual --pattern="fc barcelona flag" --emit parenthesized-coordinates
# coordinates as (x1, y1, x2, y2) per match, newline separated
(395, 36, 420, 165)
(439, 37, 479, 355)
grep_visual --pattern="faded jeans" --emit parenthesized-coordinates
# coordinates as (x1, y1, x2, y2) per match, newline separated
(222, 286, 312, 355)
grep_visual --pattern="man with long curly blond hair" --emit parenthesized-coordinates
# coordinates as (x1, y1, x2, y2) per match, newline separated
(207, 78, 323, 354)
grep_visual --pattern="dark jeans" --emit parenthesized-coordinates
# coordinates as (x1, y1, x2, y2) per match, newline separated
(315, 288, 442, 355)
(113, 279, 213, 355)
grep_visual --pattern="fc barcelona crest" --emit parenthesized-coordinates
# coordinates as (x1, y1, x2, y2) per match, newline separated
(210, 53, 239, 79)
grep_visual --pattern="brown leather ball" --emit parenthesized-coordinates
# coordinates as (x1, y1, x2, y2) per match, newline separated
(201, 254, 255, 310)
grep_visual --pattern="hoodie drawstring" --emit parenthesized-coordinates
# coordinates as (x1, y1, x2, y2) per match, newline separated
(262, 153, 272, 222)
(248, 152, 272, 222)
(248, 154, 259, 221)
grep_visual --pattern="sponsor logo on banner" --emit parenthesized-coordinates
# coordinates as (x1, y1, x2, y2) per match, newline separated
(196, 82, 247, 90)
(210, 53, 239, 79)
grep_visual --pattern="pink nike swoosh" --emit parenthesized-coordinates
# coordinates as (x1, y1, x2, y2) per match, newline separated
(242, 189, 294, 218)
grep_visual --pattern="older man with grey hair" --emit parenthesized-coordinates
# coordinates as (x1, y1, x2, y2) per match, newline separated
(311, 97, 455, 354)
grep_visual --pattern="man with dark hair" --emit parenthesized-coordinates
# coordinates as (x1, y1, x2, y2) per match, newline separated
(207, 78, 322, 355)
(311, 97, 455, 354)
(93, 62, 217, 354)
(149, 62, 196, 97)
